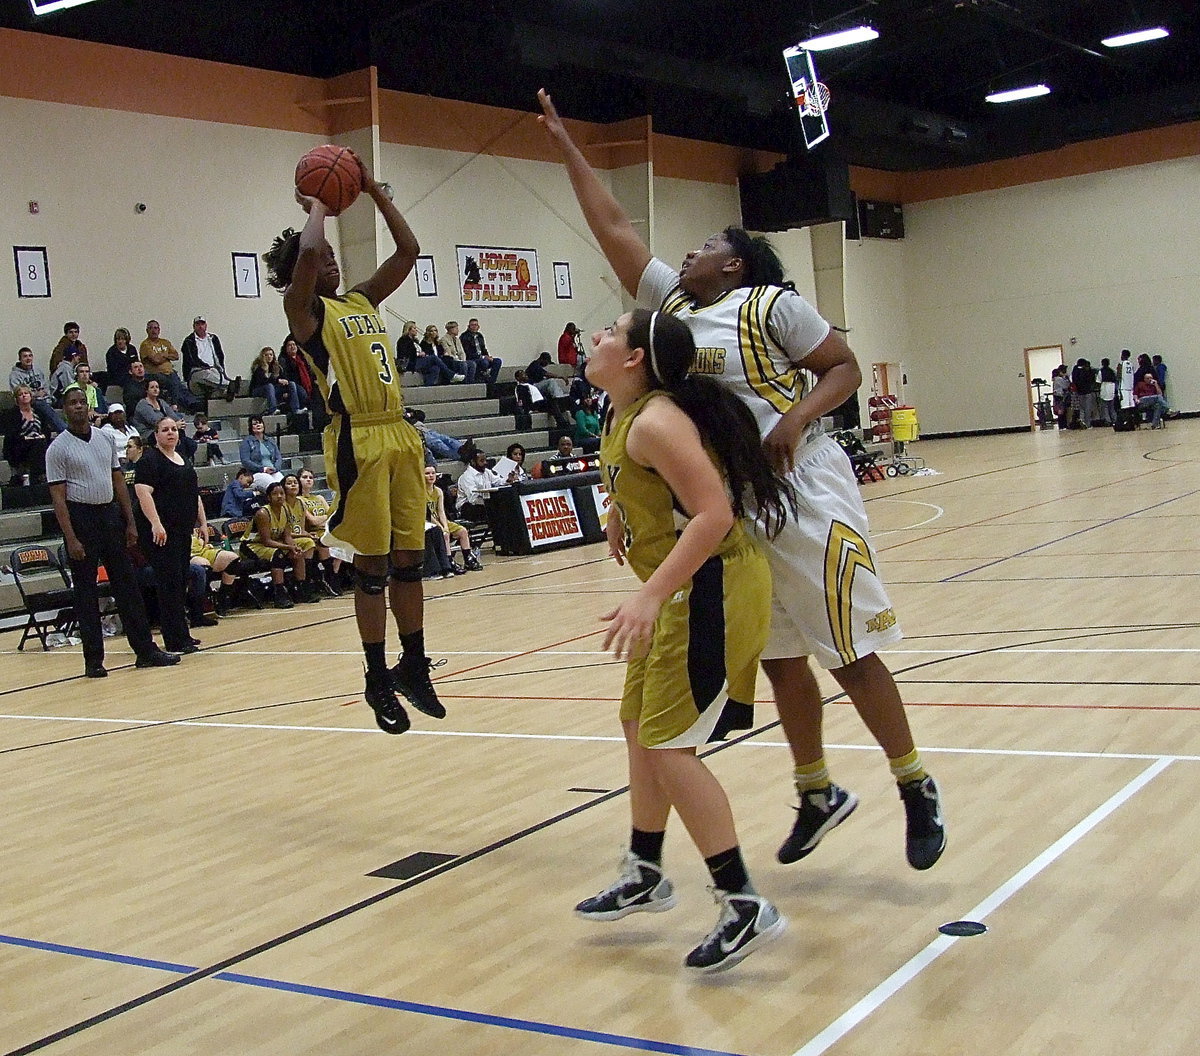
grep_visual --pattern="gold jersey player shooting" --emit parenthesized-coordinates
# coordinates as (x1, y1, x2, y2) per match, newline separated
(263, 153, 444, 734)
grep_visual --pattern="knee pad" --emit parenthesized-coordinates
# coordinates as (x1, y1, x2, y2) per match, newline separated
(356, 569, 389, 595)
(224, 558, 245, 577)
(388, 564, 424, 584)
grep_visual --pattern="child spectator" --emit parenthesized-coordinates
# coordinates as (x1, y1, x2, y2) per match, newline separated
(193, 413, 224, 465)
(221, 466, 259, 517)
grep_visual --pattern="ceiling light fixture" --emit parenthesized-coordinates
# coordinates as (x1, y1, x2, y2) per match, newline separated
(986, 84, 1051, 103)
(798, 26, 879, 51)
(1101, 27, 1170, 48)
(29, 0, 103, 12)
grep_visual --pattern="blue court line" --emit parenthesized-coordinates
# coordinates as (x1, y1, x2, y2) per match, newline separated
(0, 933, 749, 1056)
(941, 489, 1200, 583)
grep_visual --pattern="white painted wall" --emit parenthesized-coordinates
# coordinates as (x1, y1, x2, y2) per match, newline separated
(0, 96, 335, 380)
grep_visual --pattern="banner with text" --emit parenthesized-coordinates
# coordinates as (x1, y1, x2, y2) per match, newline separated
(591, 483, 611, 530)
(457, 245, 541, 309)
(520, 489, 583, 547)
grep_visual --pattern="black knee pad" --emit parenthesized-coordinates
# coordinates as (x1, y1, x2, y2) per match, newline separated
(224, 558, 245, 577)
(388, 564, 424, 584)
(356, 569, 389, 595)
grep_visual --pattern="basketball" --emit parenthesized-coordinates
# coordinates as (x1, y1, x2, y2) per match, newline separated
(294, 144, 362, 216)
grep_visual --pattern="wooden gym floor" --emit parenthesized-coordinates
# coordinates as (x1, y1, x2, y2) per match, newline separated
(2, 425, 1198, 1056)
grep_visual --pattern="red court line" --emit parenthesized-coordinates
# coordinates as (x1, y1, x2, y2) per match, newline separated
(439, 628, 608, 680)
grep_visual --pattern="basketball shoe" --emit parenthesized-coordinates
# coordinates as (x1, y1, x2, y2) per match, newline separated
(389, 655, 447, 719)
(364, 667, 410, 735)
(574, 854, 677, 921)
(899, 775, 946, 870)
(685, 889, 786, 974)
(777, 783, 859, 864)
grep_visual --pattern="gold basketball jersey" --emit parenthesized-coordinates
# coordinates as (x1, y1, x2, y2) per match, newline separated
(600, 391, 747, 583)
(299, 290, 406, 417)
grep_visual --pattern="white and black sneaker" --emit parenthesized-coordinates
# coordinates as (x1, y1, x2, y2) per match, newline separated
(777, 782, 859, 864)
(575, 854, 678, 921)
(899, 775, 946, 870)
(685, 889, 786, 974)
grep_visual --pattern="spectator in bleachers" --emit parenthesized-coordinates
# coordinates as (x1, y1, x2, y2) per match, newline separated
(557, 322, 584, 370)
(192, 412, 224, 465)
(526, 352, 573, 425)
(133, 416, 206, 654)
(250, 346, 302, 415)
(403, 407, 474, 462)
(439, 321, 477, 383)
(456, 447, 505, 522)
(135, 378, 198, 463)
(298, 466, 344, 595)
(2, 384, 56, 484)
(221, 465, 259, 517)
(238, 415, 284, 488)
(100, 403, 138, 449)
(505, 442, 530, 483)
(418, 324, 462, 385)
(121, 435, 144, 480)
(10, 346, 67, 432)
(462, 318, 502, 386)
(49, 321, 88, 375)
(105, 328, 140, 389)
(240, 480, 304, 609)
(512, 368, 538, 430)
(46, 387, 179, 677)
(281, 472, 321, 603)
(48, 344, 86, 405)
(69, 363, 109, 422)
(182, 315, 240, 401)
(573, 391, 601, 453)
(139, 319, 199, 411)
(395, 321, 421, 374)
(123, 359, 149, 408)
(278, 335, 313, 413)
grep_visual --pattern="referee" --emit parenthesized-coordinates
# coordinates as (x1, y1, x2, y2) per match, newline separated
(46, 387, 180, 677)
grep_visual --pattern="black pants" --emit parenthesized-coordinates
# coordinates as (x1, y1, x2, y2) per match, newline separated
(142, 528, 192, 651)
(67, 501, 155, 667)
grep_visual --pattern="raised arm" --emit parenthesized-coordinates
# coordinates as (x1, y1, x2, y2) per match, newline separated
(537, 89, 651, 298)
(282, 197, 329, 343)
(354, 161, 420, 309)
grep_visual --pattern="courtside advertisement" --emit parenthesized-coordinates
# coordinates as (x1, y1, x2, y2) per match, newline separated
(591, 482, 610, 530)
(520, 489, 583, 547)
(457, 245, 541, 308)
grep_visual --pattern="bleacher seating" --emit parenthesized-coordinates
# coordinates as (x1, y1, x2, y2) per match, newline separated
(0, 374, 564, 618)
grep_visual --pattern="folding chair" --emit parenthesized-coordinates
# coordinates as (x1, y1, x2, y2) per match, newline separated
(10, 544, 77, 651)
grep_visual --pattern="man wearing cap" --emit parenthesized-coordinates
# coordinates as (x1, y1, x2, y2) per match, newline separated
(181, 316, 240, 402)
(100, 403, 139, 447)
(139, 319, 198, 410)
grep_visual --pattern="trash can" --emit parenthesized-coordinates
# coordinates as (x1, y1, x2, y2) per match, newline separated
(891, 406, 919, 442)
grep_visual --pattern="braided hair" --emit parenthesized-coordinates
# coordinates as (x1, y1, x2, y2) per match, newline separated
(627, 308, 795, 537)
(721, 226, 785, 287)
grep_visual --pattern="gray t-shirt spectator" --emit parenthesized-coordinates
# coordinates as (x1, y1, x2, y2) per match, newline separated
(45, 427, 120, 504)
(9, 362, 49, 396)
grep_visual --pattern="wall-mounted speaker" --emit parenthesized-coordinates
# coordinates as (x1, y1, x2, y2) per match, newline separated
(850, 198, 905, 240)
(739, 154, 854, 232)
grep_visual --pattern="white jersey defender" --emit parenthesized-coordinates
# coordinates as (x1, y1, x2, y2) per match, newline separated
(638, 257, 902, 667)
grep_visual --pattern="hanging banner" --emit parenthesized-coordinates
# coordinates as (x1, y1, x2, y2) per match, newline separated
(457, 245, 541, 308)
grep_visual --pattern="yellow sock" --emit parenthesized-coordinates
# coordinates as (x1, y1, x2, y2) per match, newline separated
(794, 758, 831, 794)
(889, 748, 927, 785)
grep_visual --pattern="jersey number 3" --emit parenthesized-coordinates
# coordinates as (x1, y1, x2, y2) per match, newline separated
(371, 342, 393, 384)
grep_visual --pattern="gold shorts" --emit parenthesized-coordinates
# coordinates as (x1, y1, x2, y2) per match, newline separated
(619, 541, 770, 748)
(324, 413, 426, 557)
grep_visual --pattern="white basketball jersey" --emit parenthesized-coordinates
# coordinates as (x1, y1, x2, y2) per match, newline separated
(637, 257, 831, 448)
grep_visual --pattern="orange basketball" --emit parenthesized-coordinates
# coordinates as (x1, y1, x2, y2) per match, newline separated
(294, 144, 362, 216)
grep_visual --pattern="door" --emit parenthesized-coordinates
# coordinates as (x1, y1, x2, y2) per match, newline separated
(1024, 345, 1064, 430)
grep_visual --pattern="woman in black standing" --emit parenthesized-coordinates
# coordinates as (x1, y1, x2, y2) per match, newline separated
(133, 416, 207, 655)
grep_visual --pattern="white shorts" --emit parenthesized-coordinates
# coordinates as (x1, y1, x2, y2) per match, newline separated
(755, 434, 902, 668)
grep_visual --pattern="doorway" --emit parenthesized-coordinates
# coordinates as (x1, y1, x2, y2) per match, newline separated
(1024, 345, 1063, 430)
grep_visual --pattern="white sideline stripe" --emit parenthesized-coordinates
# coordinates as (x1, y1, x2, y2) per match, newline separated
(4, 713, 1200, 761)
(790, 757, 1173, 1056)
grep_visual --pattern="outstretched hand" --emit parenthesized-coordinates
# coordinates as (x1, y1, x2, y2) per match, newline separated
(537, 88, 568, 145)
(294, 187, 324, 215)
